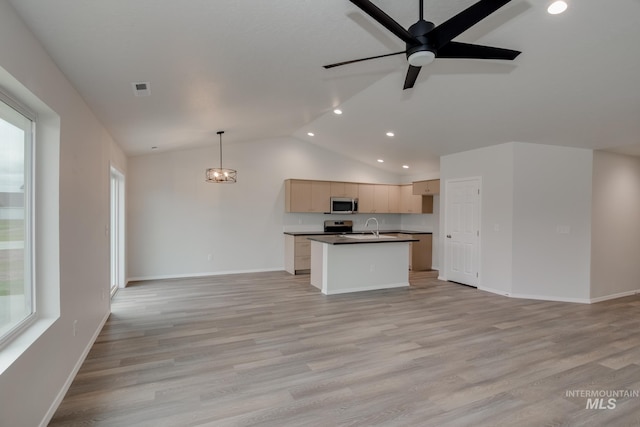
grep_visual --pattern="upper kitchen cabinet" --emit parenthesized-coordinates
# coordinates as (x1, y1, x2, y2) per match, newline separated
(357, 184, 374, 213)
(285, 179, 331, 213)
(374, 185, 390, 213)
(358, 184, 391, 213)
(413, 179, 440, 196)
(400, 184, 434, 214)
(330, 182, 358, 198)
(400, 185, 422, 213)
(388, 185, 400, 213)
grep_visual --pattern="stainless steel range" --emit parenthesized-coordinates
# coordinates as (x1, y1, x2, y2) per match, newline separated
(323, 220, 353, 233)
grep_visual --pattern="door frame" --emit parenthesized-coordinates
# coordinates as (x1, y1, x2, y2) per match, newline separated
(443, 176, 482, 287)
(110, 165, 126, 295)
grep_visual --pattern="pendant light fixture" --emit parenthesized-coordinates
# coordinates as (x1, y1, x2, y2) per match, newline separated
(205, 130, 237, 183)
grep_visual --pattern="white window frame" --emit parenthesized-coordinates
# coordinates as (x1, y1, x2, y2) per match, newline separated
(0, 89, 36, 347)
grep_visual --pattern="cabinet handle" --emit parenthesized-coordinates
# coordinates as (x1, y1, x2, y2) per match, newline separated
(447, 235, 452, 238)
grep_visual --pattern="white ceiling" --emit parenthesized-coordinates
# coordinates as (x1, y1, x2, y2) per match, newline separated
(8, 0, 640, 175)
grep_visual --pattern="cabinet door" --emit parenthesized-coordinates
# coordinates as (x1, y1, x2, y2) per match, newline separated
(330, 182, 359, 198)
(310, 181, 331, 213)
(409, 234, 432, 271)
(400, 184, 422, 213)
(287, 180, 312, 212)
(330, 182, 346, 197)
(344, 183, 359, 198)
(388, 185, 400, 213)
(358, 184, 375, 213)
(413, 179, 440, 195)
(374, 185, 389, 213)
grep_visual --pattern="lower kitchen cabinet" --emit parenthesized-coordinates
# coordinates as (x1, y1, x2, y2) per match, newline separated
(397, 233, 433, 271)
(285, 234, 321, 274)
(287, 233, 433, 275)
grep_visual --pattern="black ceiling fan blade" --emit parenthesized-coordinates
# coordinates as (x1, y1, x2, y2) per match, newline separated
(323, 50, 406, 69)
(438, 41, 521, 60)
(429, 0, 513, 49)
(403, 65, 422, 90)
(349, 0, 418, 45)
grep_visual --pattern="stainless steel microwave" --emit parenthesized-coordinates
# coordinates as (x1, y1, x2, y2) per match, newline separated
(330, 197, 358, 214)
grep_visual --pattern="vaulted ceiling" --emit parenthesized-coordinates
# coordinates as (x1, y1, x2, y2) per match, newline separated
(8, 0, 640, 175)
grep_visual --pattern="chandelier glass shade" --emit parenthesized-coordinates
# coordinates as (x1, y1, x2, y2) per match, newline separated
(206, 130, 237, 183)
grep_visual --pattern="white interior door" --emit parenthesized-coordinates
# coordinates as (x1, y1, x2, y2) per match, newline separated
(445, 178, 480, 287)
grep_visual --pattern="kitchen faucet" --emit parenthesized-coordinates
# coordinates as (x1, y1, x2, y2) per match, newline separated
(364, 217, 379, 237)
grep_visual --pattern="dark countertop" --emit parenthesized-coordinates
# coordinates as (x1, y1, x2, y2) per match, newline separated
(284, 230, 432, 236)
(306, 234, 419, 245)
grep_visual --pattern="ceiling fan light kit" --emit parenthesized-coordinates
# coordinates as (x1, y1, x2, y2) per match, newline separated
(408, 51, 435, 67)
(324, 0, 521, 89)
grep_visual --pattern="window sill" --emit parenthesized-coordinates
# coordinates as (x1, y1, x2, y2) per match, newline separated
(0, 316, 57, 375)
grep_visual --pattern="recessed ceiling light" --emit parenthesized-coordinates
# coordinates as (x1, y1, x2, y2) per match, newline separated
(307, 132, 315, 137)
(386, 132, 395, 137)
(402, 165, 409, 169)
(547, 1, 567, 14)
(333, 109, 343, 115)
(377, 159, 384, 163)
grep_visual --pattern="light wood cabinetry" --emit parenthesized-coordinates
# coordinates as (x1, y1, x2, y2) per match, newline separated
(286, 179, 438, 214)
(397, 233, 433, 271)
(285, 179, 330, 213)
(310, 181, 331, 212)
(400, 184, 434, 214)
(374, 185, 390, 213)
(286, 232, 433, 274)
(388, 185, 400, 213)
(357, 184, 374, 213)
(330, 182, 358, 198)
(413, 179, 440, 195)
(359, 183, 391, 213)
(285, 234, 322, 274)
(400, 185, 422, 214)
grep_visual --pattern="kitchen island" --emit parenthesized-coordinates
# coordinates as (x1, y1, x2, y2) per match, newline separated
(307, 234, 418, 295)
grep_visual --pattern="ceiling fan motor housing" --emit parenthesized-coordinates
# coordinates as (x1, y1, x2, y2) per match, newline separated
(407, 19, 436, 65)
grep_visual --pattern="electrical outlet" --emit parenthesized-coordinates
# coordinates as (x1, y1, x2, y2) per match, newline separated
(207, 254, 213, 261)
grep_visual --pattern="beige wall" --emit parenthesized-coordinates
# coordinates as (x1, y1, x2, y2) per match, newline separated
(590, 151, 640, 299)
(0, 1, 126, 425)
(126, 137, 432, 280)
(441, 142, 594, 302)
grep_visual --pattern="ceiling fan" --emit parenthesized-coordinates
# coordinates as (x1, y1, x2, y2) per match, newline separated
(324, 0, 521, 89)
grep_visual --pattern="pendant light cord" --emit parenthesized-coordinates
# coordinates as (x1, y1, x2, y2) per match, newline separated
(217, 130, 224, 169)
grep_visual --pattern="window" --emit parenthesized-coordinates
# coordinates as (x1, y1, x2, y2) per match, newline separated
(0, 94, 34, 344)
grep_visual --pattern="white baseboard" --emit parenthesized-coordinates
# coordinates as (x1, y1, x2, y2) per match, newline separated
(323, 283, 409, 295)
(590, 289, 640, 303)
(505, 292, 591, 304)
(127, 267, 284, 283)
(480, 285, 640, 304)
(40, 310, 110, 427)
(478, 285, 511, 297)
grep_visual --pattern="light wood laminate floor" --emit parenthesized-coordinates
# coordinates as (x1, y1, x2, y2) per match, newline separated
(50, 271, 640, 426)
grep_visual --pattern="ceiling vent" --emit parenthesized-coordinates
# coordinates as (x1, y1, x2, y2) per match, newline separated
(132, 82, 151, 97)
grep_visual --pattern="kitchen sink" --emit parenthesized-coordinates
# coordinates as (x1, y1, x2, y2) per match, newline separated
(341, 234, 397, 240)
